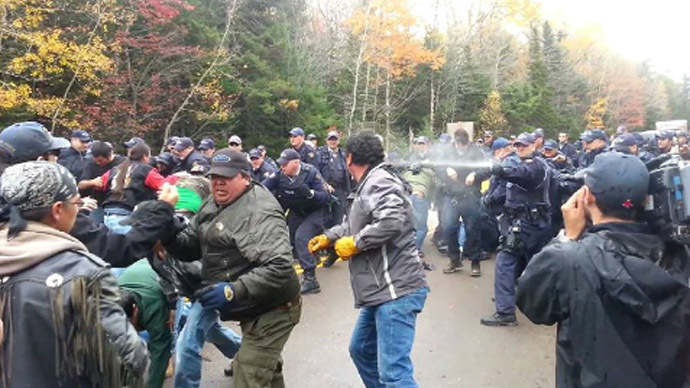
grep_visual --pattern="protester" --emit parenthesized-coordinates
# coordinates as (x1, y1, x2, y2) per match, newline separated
(309, 131, 428, 387)
(169, 148, 301, 387)
(0, 161, 149, 387)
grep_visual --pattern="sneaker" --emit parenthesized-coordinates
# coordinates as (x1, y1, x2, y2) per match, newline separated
(442, 260, 463, 274)
(470, 261, 482, 277)
(300, 278, 321, 294)
(480, 312, 518, 327)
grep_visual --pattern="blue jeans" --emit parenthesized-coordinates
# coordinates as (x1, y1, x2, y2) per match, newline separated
(174, 301, 242, 388)
(103, 208, 132, 234)
(411, 194, 429, 251)
(349, 287, 429, 388)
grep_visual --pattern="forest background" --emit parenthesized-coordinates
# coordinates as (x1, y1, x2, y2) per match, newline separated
(1, 0, 689, 153)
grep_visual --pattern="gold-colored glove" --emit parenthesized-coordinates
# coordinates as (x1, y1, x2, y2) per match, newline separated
(334, 236, 360, 259)
(308, 234, 331, 254)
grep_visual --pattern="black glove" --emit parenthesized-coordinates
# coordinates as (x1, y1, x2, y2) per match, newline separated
(293, 184, 312, 198)
(491, 162, 504, 177)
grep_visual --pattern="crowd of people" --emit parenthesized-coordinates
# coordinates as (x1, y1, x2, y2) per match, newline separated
(0, 119, 687, 388)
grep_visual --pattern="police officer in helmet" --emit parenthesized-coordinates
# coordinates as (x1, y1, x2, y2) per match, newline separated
(481, 132, 552, 326)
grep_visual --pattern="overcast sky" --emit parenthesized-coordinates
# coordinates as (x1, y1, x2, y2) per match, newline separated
(411, 0, 690, 80)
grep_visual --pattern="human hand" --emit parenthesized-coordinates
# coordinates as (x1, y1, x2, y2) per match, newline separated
(194, 282, 235, 310)
(80, 197, 98, 212)
(294, 184, 312, 198)
(326, 184, 335, 193)
(158, 183, 179, 207)
(446, 167, 458, 181)
(334, 236, 360, 259)
(554, 154, 566, 162)
(91, 176, 103, 188)
(308, 234, 331, 254)
(465, 172, 476, 186)
(562, 187, 587, 241)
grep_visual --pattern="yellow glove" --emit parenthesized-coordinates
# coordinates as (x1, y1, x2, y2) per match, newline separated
(308, 234, 331, 254)
(334, 236, 360, 259)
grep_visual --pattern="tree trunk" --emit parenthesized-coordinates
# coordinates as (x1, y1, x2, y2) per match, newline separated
(385, 70, 391, 152)
(347, 1, 371, 136)
(361, 62, 371, 122)
(429, 72, 435, 131)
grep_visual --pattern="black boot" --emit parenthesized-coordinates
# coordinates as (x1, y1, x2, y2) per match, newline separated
(480, 312, 518, 326)
(442, 258, 463, 274)
(300, 271, 321, 294)
(470, 260, 481, 277)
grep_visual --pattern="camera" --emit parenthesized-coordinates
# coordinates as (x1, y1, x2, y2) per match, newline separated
(643, 155, 690, 244)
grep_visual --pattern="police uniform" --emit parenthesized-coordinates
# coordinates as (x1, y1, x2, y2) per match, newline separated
(481, 135, 552, 326)
(294, 142, 320, 168)
(317, 144, 351, 228)
(263, 158, 329, 293)
(251, 160, 277, 182)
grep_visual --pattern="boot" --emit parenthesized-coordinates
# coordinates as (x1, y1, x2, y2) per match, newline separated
(480, 312, 518, 327)
(470, 260, 482, 277)
(442, 258, 463, 274)
(224, 360, 233, 377)
(300, 272, 321, 294)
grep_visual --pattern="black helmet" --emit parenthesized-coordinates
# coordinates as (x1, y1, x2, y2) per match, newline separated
(0, 122, 70, 163)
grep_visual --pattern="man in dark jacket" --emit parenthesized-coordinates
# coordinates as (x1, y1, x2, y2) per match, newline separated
(308, 131, 428, 388)
(517, 152, 690, 387)
(263, 148, 329, 294)
(248, 148, 277, 182)
(171, 148, 301, 388)
(0, 161, 149, 387)
(577, 129, 608, 169)
(58, 129, 92, 180)
(79, 141, 125, 222)
(288, 127, 320, 167)
(557, 132, 578, 163)
(172, 137, 210, 174)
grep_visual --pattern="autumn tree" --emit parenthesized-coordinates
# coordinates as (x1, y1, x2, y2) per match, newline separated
(478, 90, 508, 136)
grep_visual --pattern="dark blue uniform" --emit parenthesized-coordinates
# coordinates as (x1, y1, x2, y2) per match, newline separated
(577, 146, 607, 170)
(317, 145, 351, 228)
(480, 152, 520, 253)
(262, 163, 329, 276)
(294, 143, 320, 168)
(58, 147, 87, 181)
(251, 160, 277, 182)
(558, 142, 578, 163)
(492, 154, 552, 316)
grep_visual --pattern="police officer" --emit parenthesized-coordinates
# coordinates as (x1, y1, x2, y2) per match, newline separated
(257, 145, 278, 169)
(58, 129, 92, 180)
(577, 129, 608, 169)
(630, 132, 654, 162)
(542, 139, 573, 172)
(436, 128, 487, 277)
(198, 138, 215, 160)
(656, 130, 674, 155)
(248, 148, 277, 182)
(317, 131, 351, 230)
(288, 127, 320, 167)
(263, 149, 329, 294)
(172, 137, 210, 174)
(557, 132, 578, 162)
(481, 132, 552, 326)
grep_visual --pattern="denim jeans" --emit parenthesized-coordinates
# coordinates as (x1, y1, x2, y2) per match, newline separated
(174, 301, 243, 388)
(349, 287, 429, 388)
(410, 194, 429, 251)
(103, 208, 132, 234)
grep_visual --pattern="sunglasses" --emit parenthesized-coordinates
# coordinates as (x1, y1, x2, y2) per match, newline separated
(229, 142, 240, 146)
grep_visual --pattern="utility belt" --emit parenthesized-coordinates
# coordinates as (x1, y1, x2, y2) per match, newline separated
(505, 204, 549, 224)
(275, 295, 301, 311)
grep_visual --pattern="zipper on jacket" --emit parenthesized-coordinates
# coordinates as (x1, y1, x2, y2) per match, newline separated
(367, 258, 381, 287)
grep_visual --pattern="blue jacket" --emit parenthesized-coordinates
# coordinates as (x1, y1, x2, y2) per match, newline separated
(262, 162, 328, 215)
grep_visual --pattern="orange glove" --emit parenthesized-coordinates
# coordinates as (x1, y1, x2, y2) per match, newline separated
(334, 236, 360, 259)
(308, 234, 331, 254)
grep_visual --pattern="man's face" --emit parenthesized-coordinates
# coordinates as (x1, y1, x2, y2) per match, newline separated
(290, 135, 304, 148)
(543, 148, 557, 158)
(483, 135, 493, 145)
(558, 133, 568, 143)
(55, 194, 81, 233)
(584, 139, 605, 152)
(657, 138, 672, 151)
(229, 142, 242, 151)
(281, 159, 300, 177)
(93, 154, 113, 167)
(202, 148, 214, 158)
(678, 136, 688, 146)
(629, 144, 638, 155)
(174, 146, 193, 160)
(71, 138, 90, 153)
(327, 138, 339, 149)
(414, 142, 429, 154)
(535, 137, 544, 148)
(494, 147, 509, 159)
(250, 156, 263, 169)
(514, 142, 535, 158)
(211, 174, 248, 205)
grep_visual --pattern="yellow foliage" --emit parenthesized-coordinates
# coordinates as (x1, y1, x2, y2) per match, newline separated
(585, 98, 607, 129)
(0, 84, 31, 110)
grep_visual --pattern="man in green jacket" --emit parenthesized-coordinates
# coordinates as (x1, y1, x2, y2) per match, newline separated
(118, 259, 172, 388)
(171, 148, 301, 388)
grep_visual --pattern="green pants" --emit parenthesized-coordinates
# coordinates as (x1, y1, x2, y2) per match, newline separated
(233, 301, 301, 388)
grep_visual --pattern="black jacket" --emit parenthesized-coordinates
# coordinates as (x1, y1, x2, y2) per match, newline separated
(71, 201, 176, 267)
(58, 147, 87, 181)
(517, 222, 690, 388)
(0, 222, 148, 387)
(435, 143, 487, 198)
(175, 151, 210, 174)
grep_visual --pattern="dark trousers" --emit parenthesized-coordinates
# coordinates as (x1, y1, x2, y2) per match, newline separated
(494, 216, 551, 314)
(442, 196, 481, 262)
(287, 210, 324, 274)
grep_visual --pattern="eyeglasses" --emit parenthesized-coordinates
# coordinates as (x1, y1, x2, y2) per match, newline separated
(229, 142, 240, 147)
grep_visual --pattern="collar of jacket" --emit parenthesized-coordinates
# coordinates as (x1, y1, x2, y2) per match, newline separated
(355, 163, 383, 194)
(588, 221, 649, 235)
